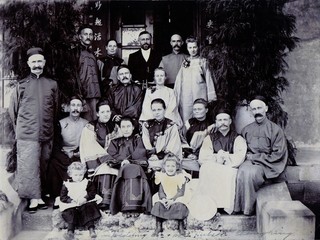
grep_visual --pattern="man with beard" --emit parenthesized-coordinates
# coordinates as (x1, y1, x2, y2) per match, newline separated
(128, 31, 161, 87)
(9, 47, 59, 212)
(47, 96, 88, 209)
(68, 25, 101, 121)
(106, 65, 143, 122)
(159, 34, 188, 88)
(234, 96, 288, 216)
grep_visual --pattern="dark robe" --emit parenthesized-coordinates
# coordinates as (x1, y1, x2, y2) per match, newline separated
(107, 135, 148, 169)
(97, 54, 124, 94)
(185, 117, 213, 157)
(107, 82, 143, 120)
(234, 118, 288, 215)
(110, 164, 152, 215)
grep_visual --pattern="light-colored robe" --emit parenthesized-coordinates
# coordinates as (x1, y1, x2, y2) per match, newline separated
(174, 57, 217, 123)
(196, 132, 247, 214)
(139, 86, 183, 127)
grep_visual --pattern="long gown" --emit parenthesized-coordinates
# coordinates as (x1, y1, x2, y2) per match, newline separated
(79, 120, 122, 207)
(174, 57, 217, 123)
(196, 130, 247, 214)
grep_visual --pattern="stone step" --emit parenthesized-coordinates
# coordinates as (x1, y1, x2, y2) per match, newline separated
(14, 229, 262, 240)
(22, 208, 256, 232)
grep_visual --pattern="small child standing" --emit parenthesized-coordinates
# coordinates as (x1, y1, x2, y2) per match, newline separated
(151, 154, 190, 236)
(60, 162, 101, 240)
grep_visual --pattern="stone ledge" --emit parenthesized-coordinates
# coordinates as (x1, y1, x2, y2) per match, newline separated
(261, 201, 315, 240)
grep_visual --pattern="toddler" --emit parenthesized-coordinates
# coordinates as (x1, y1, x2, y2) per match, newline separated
(60, 162, 101, 239)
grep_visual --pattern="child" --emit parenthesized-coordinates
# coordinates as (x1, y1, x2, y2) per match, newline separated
(139, 67, 182, 128)
(60, 162, 101, 240)
(151, 154, 190, 236)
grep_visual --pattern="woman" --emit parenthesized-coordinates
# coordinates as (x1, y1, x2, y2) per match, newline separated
(142, 98, 182, 170)
(108, 117, 152, 216)
(181, 98, 215, 176)
(97, 39, 124, 94)
(79, 100, 122, 210)
(174, 37, 217, 123)
(140, 67, 182, 128)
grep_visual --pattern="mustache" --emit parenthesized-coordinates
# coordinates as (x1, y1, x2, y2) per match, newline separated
(32, 67, 43, 70)
(254, 113, 263, 118)
(71, 110, 80, 113)
(173, 44, 181, 48)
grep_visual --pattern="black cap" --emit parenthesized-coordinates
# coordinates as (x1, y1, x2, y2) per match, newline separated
(77, 24, 93, 35)
(27, 47, 44, 58)
(251, 95, 267, 104)
(193, 98, 208, 108)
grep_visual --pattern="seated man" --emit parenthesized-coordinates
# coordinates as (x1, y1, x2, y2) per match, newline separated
(234, 96, 288, 215)
(195, 108, 247, 214)
(108, 117, 152, 216)
(107, 65, 144, 123)
(48, 96, 88, 208)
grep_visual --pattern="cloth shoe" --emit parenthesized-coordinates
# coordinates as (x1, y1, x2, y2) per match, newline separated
(89, 228, 97, 238)
(178, 220, 186, 236)
(152, 217, 163, 237)
(27, 199, 38, 213)
(37, 199, 48, 210)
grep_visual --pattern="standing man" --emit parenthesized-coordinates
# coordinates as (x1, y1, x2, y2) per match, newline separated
(9, 47, 59, 212)
(47, 96, 88, 208)
(128, 31, 161, 87)
(195, 108, 247, 214)
(72, 25, 101, 121)
(159, 34, 188, 88)
(107, 65, 143, 122)
(234, 96, 288, 215)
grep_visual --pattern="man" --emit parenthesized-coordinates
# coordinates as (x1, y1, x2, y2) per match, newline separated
(9, 47, 59, 212)
(195, 109, 247, 215)
(107, 65, 143, 122)
(47, 96, 88, 208)
(234, 96, 288, 215)
(159, 34, 188, 88)
(128, 31, 161, 86)
(71, 25, 101, 121)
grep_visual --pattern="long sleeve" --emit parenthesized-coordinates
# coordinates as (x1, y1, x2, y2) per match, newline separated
(85, 180, 97, 201)
(60, 184, 73, 203)
(227, 136, 247, 168)
(202, 59, 217, 102)
(8, 84, 19, 131)
(198, 135, 216, 165)
(79, 124, 107, 164)
(142, 122, 154, 150)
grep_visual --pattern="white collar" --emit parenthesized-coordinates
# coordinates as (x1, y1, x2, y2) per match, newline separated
(141, 48, 151, 61)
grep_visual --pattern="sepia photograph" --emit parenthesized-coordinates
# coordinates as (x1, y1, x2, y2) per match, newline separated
(0, 0, 319, 239)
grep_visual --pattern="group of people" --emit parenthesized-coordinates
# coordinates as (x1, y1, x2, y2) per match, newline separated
(8, 25, 288, 239)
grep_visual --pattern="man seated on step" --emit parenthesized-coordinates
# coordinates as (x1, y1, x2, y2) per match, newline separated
(234, 96, 288, 216)
(194, 107, 247, 215)
(47, 95, 88, 209)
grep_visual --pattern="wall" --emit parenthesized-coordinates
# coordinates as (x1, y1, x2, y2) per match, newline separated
(283, 0, 320, 147)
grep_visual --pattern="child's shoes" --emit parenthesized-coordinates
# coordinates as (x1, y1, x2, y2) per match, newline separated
(89, 228, 97, 238)
(64, 230, 74, 240)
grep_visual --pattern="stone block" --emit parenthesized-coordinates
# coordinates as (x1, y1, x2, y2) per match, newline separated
(261, 200, 315, 240)
(256, 182, 292, 233)
(300, 165, 320, 181)
(303, 181, 320, 204)
(287, 182, 305, 201)
(284, 166, 301, 183)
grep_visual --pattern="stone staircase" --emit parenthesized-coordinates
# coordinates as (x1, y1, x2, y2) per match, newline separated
(3, 146, 320, 240)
